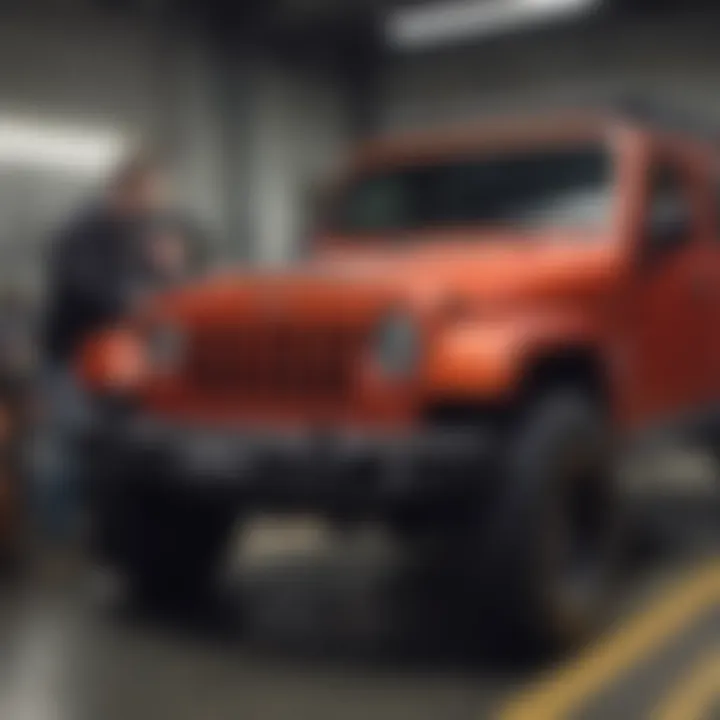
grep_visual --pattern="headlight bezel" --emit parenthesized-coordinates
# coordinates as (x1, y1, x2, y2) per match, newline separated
(372, 310, 422, 379)
(146, 322, 186, 372)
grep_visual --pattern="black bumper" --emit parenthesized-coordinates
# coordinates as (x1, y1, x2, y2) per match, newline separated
(86, 415, 495, 515)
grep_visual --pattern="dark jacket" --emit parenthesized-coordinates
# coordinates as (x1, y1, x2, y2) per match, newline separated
(43, 206, 139, 364)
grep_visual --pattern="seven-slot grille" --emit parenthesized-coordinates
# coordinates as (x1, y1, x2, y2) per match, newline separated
(185, 322, 363, 401)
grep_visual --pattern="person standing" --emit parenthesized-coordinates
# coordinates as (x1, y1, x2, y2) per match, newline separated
(44, 154, 171, 364)
(38, 153, 172, 544)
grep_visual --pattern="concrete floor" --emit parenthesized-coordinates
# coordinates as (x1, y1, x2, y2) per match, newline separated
(0, 466, 717, 720)
(0, 526, 522, 720)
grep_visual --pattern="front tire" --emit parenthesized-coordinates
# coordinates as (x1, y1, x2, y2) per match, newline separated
(479, 390, 624, 651)
(98, 487, 239, 610)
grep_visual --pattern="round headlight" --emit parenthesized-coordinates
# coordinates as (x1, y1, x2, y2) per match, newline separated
(373, 312, 421, 378)
(147, 324, 185, 370)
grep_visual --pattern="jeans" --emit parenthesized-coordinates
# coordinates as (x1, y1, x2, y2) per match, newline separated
(33, 365, 91, 541)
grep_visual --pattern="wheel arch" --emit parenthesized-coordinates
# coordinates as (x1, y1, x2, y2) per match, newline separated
(424, 343, 611, 428)
(520, 345, 611, 409)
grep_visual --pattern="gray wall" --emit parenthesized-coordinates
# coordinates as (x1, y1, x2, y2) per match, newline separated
(0, 12, 231, 288)
(379, 16, 720, 130)
(241, 61, 350, 265)
(0, 10, 353, 278)
(0, 15, 156, 287)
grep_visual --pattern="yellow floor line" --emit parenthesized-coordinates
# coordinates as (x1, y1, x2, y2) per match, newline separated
(499, 561, 720, 720)
(652, 651, 720, 720)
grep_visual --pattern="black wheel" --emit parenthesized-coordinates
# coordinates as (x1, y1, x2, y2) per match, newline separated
(108, 488, 239, 610)
(478, 390, 625, 652)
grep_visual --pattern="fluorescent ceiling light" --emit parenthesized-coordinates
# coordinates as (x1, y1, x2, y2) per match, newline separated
(0, 116, 126, 174)
(387, 0, 602, 50)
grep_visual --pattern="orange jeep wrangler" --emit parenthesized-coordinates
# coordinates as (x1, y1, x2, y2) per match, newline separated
(79, 110, 719, 647)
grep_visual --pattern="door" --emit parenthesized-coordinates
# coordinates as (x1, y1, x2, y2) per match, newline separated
(701, 161, 720, 404)
(625, 147, 712, 428)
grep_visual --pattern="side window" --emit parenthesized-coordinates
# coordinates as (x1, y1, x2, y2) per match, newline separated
(644, 160, 693, 254)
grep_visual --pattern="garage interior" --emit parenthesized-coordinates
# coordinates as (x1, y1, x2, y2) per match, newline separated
(1, 1, 720, 718)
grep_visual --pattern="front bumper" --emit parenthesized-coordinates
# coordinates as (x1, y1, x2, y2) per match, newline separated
(86, 414, 495, 515)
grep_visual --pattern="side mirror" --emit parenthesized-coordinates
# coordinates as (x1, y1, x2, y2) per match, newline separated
(643, 205, 691, 262)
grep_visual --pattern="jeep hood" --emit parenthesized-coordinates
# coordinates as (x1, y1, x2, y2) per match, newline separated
(148, 232, 619, 324)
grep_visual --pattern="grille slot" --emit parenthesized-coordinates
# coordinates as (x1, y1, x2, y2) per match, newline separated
(186, 323, 361, 401)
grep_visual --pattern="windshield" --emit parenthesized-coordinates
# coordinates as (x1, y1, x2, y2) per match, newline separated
(334, 145, 613, 235)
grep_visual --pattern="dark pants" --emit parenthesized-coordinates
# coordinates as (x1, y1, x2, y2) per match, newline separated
(34, 365, 89, 541)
